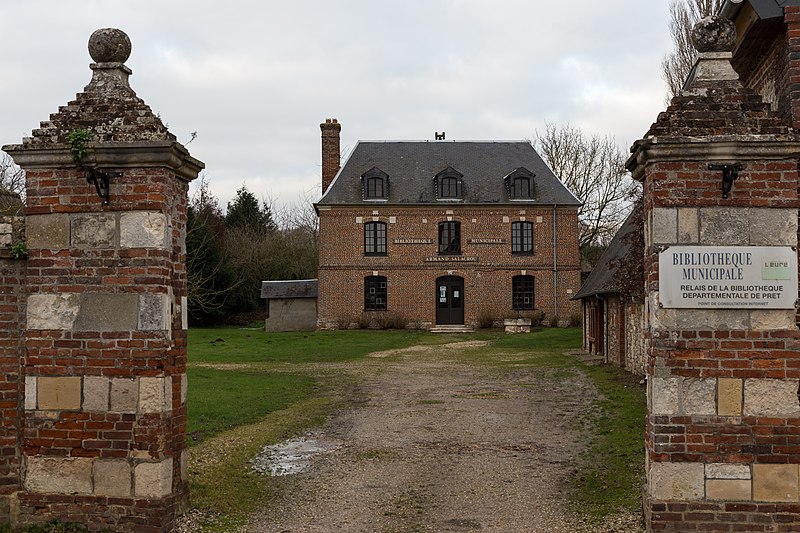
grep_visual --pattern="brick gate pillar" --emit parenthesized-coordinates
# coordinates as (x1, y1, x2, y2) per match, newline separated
(2, 28, 203, 531)
(627, 17, 800, 530)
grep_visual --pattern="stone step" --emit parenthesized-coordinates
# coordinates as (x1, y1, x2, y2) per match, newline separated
(429, 325, 475, 334)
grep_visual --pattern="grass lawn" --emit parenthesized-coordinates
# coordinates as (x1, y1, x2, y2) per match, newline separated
(186, 326, 645, 530)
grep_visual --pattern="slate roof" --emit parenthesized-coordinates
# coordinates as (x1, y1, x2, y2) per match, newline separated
(317, 141, 581, 206)
(573, 205, 642, 300)
(260, 279, 318, 299)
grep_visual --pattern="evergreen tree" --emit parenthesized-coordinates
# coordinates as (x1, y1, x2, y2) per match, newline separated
(225, 185, 276, 234)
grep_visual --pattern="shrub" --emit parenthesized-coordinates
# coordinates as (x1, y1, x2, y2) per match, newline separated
(530, 310, 546, 327)
(569, 312, 582, 327)
(389, 312, 409, 330)
(549, 314, 560, 328)
(356, 313, 372, 329)
(477, 310, 497, 329)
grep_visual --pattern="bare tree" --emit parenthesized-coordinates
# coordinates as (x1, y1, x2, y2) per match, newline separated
(662, 0, 724, 98)
(534, 123, 638, 256)
(0, 152, 25, 214)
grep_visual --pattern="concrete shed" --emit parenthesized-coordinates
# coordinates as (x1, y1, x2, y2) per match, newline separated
(260, 279, 318, 332)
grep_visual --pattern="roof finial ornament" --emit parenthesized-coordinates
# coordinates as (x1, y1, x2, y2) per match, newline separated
(85, 28, 133, 92)
(691, 16, 736, 53)
(681, 15, 739, 90)
(88, 28, 131, 64)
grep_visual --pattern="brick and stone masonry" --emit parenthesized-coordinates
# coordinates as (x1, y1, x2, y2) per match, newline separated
(627, 16, 800, 531)
(1, 28, 203, 531)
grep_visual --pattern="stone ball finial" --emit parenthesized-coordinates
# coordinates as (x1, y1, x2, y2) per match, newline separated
(88, 28, 131, 63)
(691, 16, 736, 53)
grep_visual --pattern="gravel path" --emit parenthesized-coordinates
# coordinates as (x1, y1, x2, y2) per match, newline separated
(244, 343, 617, 533)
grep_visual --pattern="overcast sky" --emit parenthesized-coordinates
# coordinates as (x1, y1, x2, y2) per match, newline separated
(0, 1, 672, 211)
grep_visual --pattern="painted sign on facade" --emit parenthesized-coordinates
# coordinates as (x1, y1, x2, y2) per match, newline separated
(659, 246, 798, 309)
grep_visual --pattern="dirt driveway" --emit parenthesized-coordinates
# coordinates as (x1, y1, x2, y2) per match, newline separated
(244, 341, 636, 533)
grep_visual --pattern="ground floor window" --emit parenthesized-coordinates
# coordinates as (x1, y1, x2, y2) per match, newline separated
(364, 276, 388, 311)
(512, 275, 534, 310)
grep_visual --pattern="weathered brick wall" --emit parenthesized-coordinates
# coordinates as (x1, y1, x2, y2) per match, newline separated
(0, 217, 26, 521)
(318, 205, 580, 328)
(16, 165, 192, 531)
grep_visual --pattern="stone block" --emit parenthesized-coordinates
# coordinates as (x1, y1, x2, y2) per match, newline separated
(139, 376, 170, 413)
(652, 208, 677, 244)
(706, 463, 751, 480)
(749, 208, 797, 246)
(73, 292, 139, 332)
(24, 456, 93, 494)
(24, 376, 36, 410)
(700, 207, 749, 245)
(180, 374, 187, 405)
(753, 464, 800, 502)
(181, 295, 188, 330)
(83, 376, 109, 411)
(750, 310, 797, 330)
(134, 459, 173, 498)
(27, 293, 79, 330)
(37, 377, 81, 410)
(651, 377, 679, 415)
(717, 378, 742, 417)
(744, 379, 800, 417)
(138, 293, 169, 331)
(648, 462, 705, 501)
(706, 479, 752, 501)
(26, 214, 70, 249)
(93, 460, 131, 497)
(677, 208, 698, 243)
(120, 212, 168, 249)
(180, 450, 188, 483)
(110, 378, 138, 413)
(70, 213, 116, 248)
(651, 296, 749, 330)
(682, 378, 716, 415)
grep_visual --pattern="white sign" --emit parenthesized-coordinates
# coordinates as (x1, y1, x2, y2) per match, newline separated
(659, 246, 798, 309)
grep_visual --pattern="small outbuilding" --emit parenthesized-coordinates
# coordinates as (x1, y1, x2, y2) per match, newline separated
(573, 204, 645, 375)
(260, 279, 318, 332)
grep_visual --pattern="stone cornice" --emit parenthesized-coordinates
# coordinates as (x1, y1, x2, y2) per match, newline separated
(626, 136, 800, 181)
(2, 141, 204, 182)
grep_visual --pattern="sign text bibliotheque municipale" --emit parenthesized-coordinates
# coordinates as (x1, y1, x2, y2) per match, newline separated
(658, 246, 798, 309)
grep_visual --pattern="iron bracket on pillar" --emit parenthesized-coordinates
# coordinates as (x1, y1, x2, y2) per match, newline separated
(84, 167, 122, 205)
(708, 163, 742, 199)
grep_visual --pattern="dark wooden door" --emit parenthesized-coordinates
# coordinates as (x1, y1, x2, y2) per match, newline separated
(436, 276, 464, 325)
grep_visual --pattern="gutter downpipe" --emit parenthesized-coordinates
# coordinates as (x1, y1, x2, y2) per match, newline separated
(553, 205, 558, 322)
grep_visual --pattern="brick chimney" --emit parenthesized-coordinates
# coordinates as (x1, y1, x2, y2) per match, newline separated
(320, 118, 341, 193)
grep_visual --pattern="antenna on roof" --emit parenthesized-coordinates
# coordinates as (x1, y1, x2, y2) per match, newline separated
(435, 132, 445, 140)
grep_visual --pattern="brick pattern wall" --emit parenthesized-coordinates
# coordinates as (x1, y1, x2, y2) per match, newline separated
(320, 119, 341, 194)
(642, 159, 800, 529)
(0, 218, 25, 521)
(16, 164, 191, 531)
(318, 205, 580, 328)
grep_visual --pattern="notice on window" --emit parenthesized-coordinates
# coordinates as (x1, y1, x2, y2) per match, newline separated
(659, 246, 798, 309)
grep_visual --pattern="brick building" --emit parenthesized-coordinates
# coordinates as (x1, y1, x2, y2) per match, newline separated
(315, 120, 581, 330)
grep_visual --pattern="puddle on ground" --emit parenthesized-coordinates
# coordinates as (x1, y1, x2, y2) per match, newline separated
(251, 434, 341, 476)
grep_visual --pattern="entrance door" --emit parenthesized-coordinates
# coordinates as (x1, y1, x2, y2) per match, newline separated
(436, 276, 464, 325)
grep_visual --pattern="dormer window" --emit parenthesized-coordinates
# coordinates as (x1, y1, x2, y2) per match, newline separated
(505, 167, 536, 200)
(434, 167, 464, 200)
(361, 167, 389, 200)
